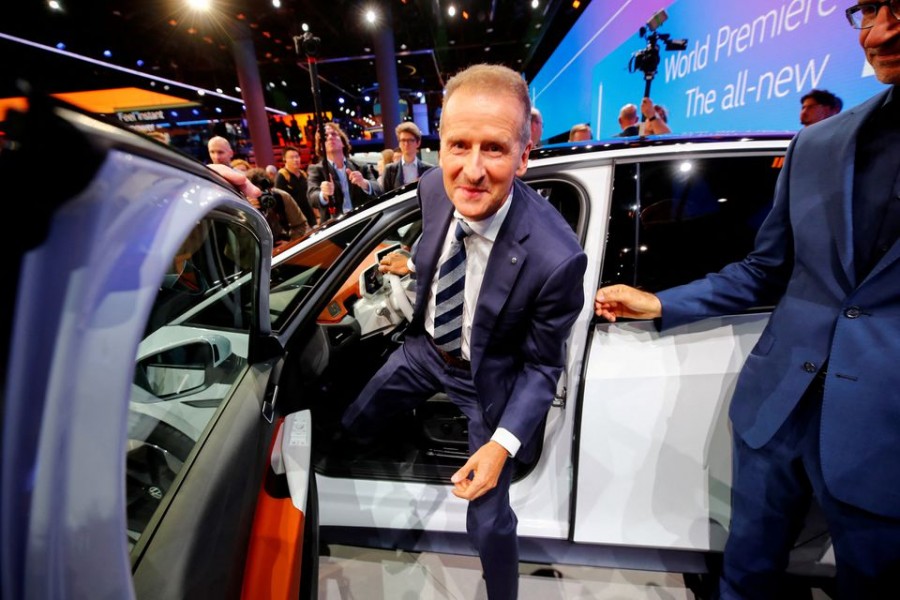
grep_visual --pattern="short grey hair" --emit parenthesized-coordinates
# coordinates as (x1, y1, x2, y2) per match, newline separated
(441, 64, 532, 148)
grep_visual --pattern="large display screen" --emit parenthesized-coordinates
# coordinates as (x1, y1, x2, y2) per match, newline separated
(530, 0, 887, 139)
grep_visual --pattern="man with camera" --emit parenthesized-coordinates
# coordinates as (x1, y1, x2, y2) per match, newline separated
(247, 168, 309, 244)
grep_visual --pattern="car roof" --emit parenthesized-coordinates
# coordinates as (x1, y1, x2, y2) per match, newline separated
(531, 131, 795, 161)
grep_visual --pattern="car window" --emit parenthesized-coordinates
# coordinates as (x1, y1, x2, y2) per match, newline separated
(527, 180, 584, 239)
(602, 154, 784, 292)
(269, 220, 371, 330)
(127, 217, 258, 552)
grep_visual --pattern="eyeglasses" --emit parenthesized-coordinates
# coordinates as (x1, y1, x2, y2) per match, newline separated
(397, 137, 418, 144)
(845, 0, 900, 29)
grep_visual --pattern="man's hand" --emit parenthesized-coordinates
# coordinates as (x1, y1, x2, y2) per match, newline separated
(450, 440, 508, 501)
(378, 251, 411, 276)
(347, 169, 370, 190)
(640, 97, 656, 120)
(320, 177, 335, 198)
(594, 284, 662, 322)
(208, 163, 262, 201)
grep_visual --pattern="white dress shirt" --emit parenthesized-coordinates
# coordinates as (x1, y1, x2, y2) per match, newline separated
(425, 189, 521, 456)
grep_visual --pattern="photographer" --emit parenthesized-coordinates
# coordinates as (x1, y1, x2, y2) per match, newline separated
(246, 168, 309, 243)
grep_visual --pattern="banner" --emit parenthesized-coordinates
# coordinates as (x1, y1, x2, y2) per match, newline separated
(530, 0, 886, 138)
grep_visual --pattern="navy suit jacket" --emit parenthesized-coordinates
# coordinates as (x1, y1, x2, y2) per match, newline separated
(412, 168, 587, 460)
(373, 159, 434, 195)
(657, 88, 900, 518)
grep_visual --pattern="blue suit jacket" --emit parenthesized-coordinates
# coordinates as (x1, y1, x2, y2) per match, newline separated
(412, 168, 587, 460)
(657, 88, 900, 518)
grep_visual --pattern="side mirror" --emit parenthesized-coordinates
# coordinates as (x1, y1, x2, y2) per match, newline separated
(134, 335, 231, 400)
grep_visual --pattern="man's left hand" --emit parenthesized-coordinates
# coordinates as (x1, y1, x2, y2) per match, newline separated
(450, 440, 508, 501)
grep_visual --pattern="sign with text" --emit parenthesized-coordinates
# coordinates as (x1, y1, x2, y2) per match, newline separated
(530, 0, 885, 138)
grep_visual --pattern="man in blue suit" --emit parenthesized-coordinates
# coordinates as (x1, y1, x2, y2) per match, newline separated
(594, 4, 900, 598)
(342, 64, 587, 599)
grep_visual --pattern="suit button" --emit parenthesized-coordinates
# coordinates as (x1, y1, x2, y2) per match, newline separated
(844, 306, 861, 319)
(803, 362, 817, 373)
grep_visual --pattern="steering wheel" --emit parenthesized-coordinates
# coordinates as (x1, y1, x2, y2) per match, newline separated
(384, 273, 414, 322)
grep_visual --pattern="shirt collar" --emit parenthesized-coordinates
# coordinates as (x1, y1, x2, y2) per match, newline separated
(453, 187, 514, 243)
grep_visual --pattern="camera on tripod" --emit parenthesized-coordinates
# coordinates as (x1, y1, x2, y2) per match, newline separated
(627, 10, 687, 87)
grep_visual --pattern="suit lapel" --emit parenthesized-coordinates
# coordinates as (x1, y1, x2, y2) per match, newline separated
(825, 90, 890, 287)
(469, 183, 530, 372)
(413, 189, 453, 319)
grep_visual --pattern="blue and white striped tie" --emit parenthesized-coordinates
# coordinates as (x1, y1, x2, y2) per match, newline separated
(433, 220, 471, 357)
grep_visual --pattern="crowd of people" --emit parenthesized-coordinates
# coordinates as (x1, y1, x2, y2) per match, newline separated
(176, 7, 895, 597)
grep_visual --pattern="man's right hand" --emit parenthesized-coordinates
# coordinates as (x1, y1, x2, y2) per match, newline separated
(378, 251, 410, 276)
(594, 284, 662, 322)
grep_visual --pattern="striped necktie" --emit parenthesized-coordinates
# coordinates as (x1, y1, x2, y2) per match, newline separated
(433, 220, 471, 357)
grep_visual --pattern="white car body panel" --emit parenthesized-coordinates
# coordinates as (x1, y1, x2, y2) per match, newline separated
(575, 315, 768, 551)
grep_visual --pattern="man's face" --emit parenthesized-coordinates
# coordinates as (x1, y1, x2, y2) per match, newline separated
(322, 126, 344, 158)
(284, 150, 302, 171)
(859, 0, 900, 84)
(800, 98, 837, 126)
(397, 133, 421, 161)
(208, 140, 232, 165)
(439, 89, 530, 222)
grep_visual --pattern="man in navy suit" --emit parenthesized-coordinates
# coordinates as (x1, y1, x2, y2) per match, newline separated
(342, 64, 587, 599)
(594, 4, 900, 598)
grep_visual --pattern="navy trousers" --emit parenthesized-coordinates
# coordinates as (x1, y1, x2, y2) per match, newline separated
(342, 333, 519, 600)
(721, 379, 900, 599)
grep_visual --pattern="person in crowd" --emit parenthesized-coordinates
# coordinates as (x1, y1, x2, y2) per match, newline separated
(530, 107, 543, 148)
(207, 136, 234, 166)
(341, 64, 587, 600)
(376, 148, 395, 177)
(275, 146, 317, 227)
(639, 97, 672, 135)
(288, 117, 302, 144)
(799, 88, 844, 127)
(265, 164, 279, 182)
(306, 123, 375, 221)
(230, 158, 252, 173)
(594, 6, 900, 597)
(568, 123, 593, 142)
(613, 103, 640, 137)
(360, 122, 434, 195)
(246, 168, 308, 243)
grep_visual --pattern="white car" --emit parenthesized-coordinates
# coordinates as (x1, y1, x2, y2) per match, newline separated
(1, 96, 832, 600)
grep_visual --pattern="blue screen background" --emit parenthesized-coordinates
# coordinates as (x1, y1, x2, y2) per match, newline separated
(530, 0, 887, 140)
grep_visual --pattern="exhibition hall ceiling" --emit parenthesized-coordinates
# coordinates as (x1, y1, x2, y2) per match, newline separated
(2, 0, 589, 116)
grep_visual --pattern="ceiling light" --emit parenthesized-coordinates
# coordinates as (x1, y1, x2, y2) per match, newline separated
(448, 5, 456, 17)
(197, 89, 205, 96)
(234, 86, 241, 92)
(170, 111, 178, 117)
(462, 10, 469, 19)
(572, 0, 580, 7)
(103, 50, 112, 57)
(365, 9, 377, 24)
(301, 23, 309, 32)
(679, 161, 693, 173)
(531, 0, 539, 7)
(291, 101, 298, 107)
(364, 95, 371, 102)
(136, 59, 144, 67)
(272, 0, 281, 7)
(56, 42, 66, 50)
(216, 87, 223, 93)
(48, 1, 63, 11)
(718, 197, 728, 203)
(186, 0, 211, 11)
(215, 107, 222, 113)
(338, 97, 345, 104)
